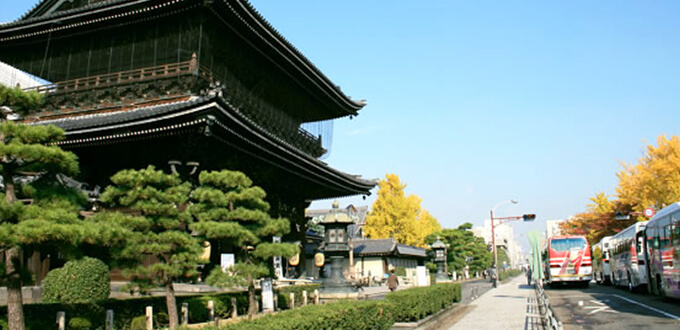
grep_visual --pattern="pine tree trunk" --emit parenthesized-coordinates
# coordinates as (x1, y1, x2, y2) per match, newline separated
(4, 165, 24, 330)
(248, 275, 257, 316)
(165, 282, 179, 329)
(6, 247, 25, 330)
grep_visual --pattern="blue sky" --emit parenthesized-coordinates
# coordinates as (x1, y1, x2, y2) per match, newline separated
(3, 1, 680, 247)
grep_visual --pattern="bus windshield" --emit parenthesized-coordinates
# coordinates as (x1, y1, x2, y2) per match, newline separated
(550, 238, 587, 252)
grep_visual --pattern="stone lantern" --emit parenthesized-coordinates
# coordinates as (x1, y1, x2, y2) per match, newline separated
(319, 201, 356, 294)
(431, 236, 449, 282)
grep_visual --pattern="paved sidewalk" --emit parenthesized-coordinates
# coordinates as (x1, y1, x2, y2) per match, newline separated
(448, 275, 542, 330)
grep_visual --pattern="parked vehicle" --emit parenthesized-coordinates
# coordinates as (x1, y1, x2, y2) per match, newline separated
(544, 235, 592, 287)
(645, 203, 680, 299)
(592, 236, 612, 285)
(610, 221, 648, 292)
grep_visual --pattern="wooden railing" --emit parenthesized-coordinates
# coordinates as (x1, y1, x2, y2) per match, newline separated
(23, 61, 199, 94)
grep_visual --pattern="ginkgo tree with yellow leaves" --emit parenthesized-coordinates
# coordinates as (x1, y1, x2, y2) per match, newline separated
(561, 135, 680, 244)
(363, 174, 441, 247)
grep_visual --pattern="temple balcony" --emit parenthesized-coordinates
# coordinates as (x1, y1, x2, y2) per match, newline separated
(22, 60, 326, 158)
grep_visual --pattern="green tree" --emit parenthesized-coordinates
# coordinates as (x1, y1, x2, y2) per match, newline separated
(0, 121, 79, 330)
(190, 170, 298, 316)
(100, 166, 202, 329)
(426, 223, 492, 276)
(364, 174, 440, 247)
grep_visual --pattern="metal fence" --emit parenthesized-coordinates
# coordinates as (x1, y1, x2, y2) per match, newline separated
(534, 282, 563, 330)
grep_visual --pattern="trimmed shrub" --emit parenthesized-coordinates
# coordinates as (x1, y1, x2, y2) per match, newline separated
(385, 283, 461, 322)
(43, 257, 110, 304)
(68, 317, 92, 330)
(275, 283, 321, 309)
(395, 266, 407, 277)
(185, 296, 227, 322)
(499, 269, 522, 282)
(219, 300, 393, 330)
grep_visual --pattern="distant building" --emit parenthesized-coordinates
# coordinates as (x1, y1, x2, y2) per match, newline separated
(472, 220, 522, 268)
(546, 219, 567, 239)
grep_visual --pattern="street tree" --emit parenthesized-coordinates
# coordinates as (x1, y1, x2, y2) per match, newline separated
(617, 135, 680, 211)
(0, 120, 79, 330)
(190, 170, 298, 316)
(559, 193, 636, 245)
(426, 223, 492, 276)
(364, 174, 440, 247)
(100, 166, 202, 329)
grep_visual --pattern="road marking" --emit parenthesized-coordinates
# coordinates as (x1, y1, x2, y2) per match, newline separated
(612, 294, 680, 320)
(584, 300, 619, 314)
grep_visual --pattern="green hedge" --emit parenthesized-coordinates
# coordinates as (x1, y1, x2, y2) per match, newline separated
(498, 269, 522, 282)
(0, 291, 250, 330)
(43, 257, 111, 304)
(385, 283, 462, 322)
(275, 284, 321, 309)
(0, 283, 459, 329)
(214, 283, 462, 329)
(215, 300, 394, 330)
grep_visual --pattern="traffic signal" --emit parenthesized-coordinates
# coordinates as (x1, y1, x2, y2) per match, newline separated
(522, 214, 536, 222)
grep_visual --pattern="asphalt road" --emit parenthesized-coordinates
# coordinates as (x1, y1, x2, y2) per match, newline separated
(545, 282, 680, 329)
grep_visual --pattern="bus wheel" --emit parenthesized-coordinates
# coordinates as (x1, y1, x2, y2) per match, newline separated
(656, 275, 666, 299)
(627, 273, 634, 293)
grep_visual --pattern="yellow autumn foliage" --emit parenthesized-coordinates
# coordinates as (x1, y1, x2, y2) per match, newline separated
(364, 174, 441, 247)
(617, 135, 680, 212)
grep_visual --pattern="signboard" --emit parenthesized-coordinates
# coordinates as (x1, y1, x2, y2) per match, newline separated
(260, 278, 274, 313)
(272, 237, 283, 279)
(220, 253, 234, 272)
(416, 266, 428, 286)
(644, 208, 655, 218)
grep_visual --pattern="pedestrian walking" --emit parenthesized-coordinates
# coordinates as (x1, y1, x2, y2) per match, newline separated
(387, 269, 399, 292)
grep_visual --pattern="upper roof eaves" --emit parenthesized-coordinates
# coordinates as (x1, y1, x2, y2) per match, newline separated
(233, 0, 365, 113)
(3, 0, 366, 117)
(2, 0, 130, 28)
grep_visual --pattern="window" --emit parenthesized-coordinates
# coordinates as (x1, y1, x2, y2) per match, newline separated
(551, 238, 587, 252)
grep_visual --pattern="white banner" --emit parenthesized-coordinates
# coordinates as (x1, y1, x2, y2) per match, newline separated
(220, 253, 234, 272)
(273, 236, 283, 279)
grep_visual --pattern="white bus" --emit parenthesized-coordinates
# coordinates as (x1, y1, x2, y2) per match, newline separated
(610, 221, 648, 292)
(645, 203, 680, 299)
(592, 236, 612, 285)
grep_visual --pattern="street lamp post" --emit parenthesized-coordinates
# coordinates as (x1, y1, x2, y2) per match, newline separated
(490, 199, 518, 288)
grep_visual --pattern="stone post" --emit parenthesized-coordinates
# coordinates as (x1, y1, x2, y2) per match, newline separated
(303, 290, 308, 306)
(105, 310, 114, 330)
(289, 292, 295, 309)
(145, 306, 153, 330)
(56, 311, 65, 330)
(181, 302, 188, 325)
(231, 298, 238, 319)
(208, 300, 215, 321)
(314, 289, 319, 304)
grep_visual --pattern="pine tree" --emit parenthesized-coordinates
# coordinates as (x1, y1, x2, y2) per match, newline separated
(0, 121, 79, 330)
(190, 170, 298, 316)
(100, 166, 202, 329)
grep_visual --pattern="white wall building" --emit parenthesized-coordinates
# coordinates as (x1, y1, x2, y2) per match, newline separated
(472, 220, 522, 269)
(546, 219, 567, 239)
